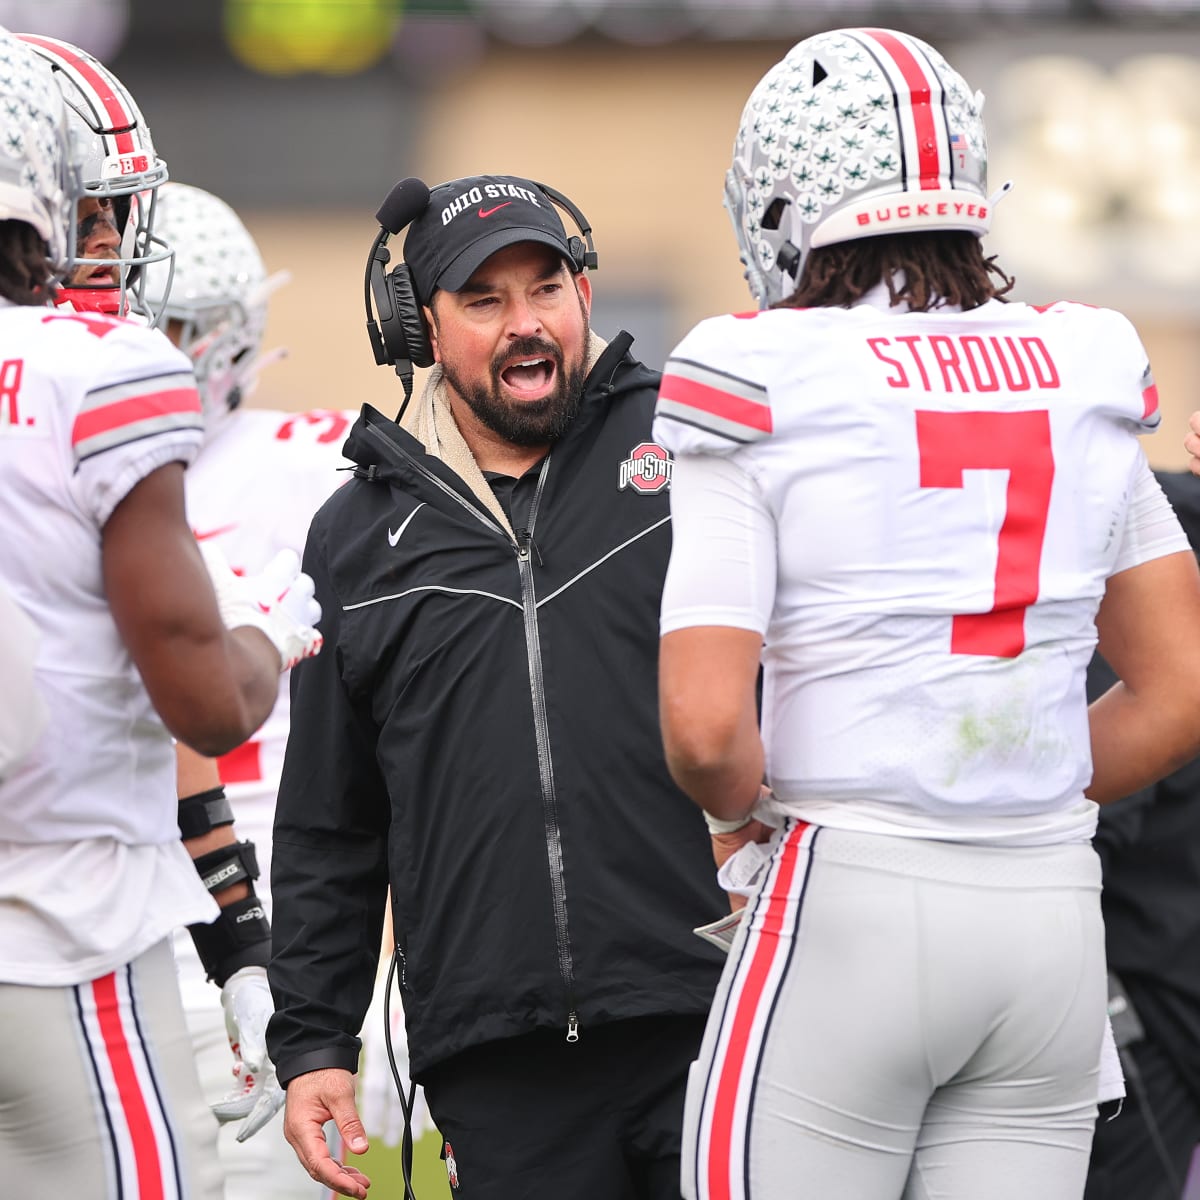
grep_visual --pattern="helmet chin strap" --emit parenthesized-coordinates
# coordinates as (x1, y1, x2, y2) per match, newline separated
(59, 283, 125, 317)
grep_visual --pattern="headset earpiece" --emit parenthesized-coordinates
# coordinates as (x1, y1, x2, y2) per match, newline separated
(565, 236, 587, 274)
(388, 265, 434, 369)
(536, 182, 599, 272)
(366, 234, 433, 392)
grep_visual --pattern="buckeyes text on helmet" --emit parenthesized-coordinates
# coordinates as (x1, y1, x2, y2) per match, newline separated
(15, 32, 172, 322)
(142, 182, 287, 432)
(726, 28, 995, 309)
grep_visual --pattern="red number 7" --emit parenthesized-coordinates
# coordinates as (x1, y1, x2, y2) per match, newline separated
(915, 410, 1055, 659)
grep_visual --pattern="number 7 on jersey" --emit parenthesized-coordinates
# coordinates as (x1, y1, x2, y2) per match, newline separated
(916, 409, 1055, 659)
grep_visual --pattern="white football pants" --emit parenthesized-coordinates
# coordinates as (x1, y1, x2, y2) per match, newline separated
(683, 820, 1106, 1200)
(1, 937, 224, 1200)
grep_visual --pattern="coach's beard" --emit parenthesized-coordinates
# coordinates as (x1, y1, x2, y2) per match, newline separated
(446, 332, 588, 449)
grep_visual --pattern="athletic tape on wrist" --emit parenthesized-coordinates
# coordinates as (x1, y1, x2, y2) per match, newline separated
(187, 895, 272, 986)
(192, 839, 260, 896)
(178, 785, 235, 840)
(703, 810, 753, 835)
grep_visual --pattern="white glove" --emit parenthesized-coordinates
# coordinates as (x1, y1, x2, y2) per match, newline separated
(359, 963, 435, 1147)
(198, 541, 323, 671)
(211, 965, 287, 1142)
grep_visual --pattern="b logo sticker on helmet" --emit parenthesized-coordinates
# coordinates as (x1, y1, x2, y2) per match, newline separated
(618, 442, 673, 494)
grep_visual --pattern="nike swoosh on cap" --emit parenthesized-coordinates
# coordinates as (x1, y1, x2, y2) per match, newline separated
(478, 202, 512, 218)
(388, 503, 426, 547)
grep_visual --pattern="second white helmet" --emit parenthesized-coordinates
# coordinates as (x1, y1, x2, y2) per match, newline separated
(726, 28, 996, 308)
(142, 182, 285, 429)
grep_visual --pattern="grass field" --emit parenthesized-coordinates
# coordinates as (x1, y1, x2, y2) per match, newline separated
(347, 1128, 448, 1198)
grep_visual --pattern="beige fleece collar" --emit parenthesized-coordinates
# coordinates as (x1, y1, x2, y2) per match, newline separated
(400, 330, 609, 538)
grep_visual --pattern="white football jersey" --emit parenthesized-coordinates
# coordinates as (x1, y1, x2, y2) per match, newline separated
(655, 295, 1187, 844)
(172, 406, 353, 1006)
(0, 301, 218, 986)
(0, 302, 204, 845)
(184, 410, 354, 856)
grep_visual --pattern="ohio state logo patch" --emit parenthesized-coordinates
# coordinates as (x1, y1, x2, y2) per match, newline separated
(618, 441, 673, 494)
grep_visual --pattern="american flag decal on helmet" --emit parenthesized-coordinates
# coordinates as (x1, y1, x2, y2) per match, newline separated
(657, 357, 771, 444)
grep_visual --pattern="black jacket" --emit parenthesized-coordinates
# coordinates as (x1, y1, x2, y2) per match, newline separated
(267, 333, 726, 1084)
(1088, 470, 1200, 1096)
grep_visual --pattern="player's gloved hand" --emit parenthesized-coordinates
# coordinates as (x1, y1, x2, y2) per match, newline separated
(358, 963, 435, 1147)
(212, 965, 287, 1142)
(198, 541, 323, 671)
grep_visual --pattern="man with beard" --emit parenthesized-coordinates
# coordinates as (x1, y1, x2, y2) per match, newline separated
(267, 175, 728, 1200)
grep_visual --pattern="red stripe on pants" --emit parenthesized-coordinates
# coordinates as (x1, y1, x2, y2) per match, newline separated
(92, 972, 165, 1200)
(707, 821, 809, 1200)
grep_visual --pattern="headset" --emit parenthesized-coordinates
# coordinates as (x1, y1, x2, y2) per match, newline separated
(364, 176, 599, 418)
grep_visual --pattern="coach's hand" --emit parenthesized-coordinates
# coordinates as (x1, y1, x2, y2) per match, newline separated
(284, 1067, 372, 1198)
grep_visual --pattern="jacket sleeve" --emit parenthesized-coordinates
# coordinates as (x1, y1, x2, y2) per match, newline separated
(267, 513, 391, 1086)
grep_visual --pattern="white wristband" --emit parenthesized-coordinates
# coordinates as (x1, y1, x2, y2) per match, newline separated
(703, 810, 753, 835)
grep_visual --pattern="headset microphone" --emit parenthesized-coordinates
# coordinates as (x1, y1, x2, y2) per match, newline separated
(365, 178, 432, 416)
(377, 177, 431, 235)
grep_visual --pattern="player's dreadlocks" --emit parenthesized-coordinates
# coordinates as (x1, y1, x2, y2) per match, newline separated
(780, 231, 1014, 313)
(0, 220, 54, 306)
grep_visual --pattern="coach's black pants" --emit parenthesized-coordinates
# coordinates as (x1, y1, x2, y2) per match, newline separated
(421, 1014, 707, 1200)
(1084, 1036, 1200, 1200)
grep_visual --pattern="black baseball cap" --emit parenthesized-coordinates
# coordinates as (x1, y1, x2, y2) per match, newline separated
(404, 175, 579, 306)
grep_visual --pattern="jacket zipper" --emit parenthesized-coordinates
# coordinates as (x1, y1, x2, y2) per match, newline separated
(362, 422, 511, 540)
(364, 424, 581, 1041)
(516, 455, 580, 1043)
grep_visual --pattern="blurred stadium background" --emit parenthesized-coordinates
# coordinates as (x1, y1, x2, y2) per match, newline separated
(4, 0, 1200, 467)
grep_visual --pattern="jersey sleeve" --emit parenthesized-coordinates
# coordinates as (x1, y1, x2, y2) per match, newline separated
(1111, 451, 1190, 575)
(67, 319, 203, 528)
(1071, 305, 1161, 433)
(660, 451, 776, 636)
(653, 314, 774, 455)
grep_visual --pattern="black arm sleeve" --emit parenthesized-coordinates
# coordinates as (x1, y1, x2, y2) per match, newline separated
(266, 515, 391, 1086)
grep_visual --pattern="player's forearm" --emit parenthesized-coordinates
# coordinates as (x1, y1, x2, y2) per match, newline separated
(160, 626, 280, 756)
(1087, 682, 1200, 804)
(664, 724, 764, 822)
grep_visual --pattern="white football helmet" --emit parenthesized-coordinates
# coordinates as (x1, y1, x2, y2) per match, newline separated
(726, 28, 996, 308)
(17, 32, 171, 321)
(0, 30, 76, 276)
(141, 182, 287, 429)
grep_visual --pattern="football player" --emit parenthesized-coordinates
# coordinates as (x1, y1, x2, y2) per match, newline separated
(0, 30, 322, 1200)
(656, 27, 1200, 1200)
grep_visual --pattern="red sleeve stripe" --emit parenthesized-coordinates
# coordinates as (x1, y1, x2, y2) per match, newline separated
(657, 359, 772, 443)
(72, 384, 203, 461)
(1141, 366, 1160, 424)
